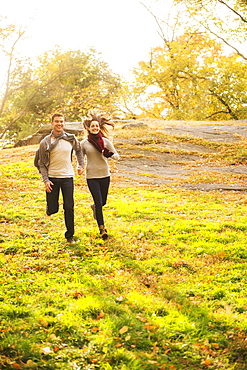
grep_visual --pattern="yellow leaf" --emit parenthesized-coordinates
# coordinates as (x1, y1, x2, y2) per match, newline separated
(119, 326, 128, 334)
(49, 334, 57, 341)
(211, 342, 220, 348)
(125, 335, 131, 341)
(38, 318, 48, 327)
(25, 360, 38, 367)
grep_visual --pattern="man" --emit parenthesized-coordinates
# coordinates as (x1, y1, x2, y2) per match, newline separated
(37, 113, 83, 243)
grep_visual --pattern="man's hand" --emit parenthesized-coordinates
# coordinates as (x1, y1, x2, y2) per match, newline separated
(45, 180, 54, 193)
(77, 166, 83, 175)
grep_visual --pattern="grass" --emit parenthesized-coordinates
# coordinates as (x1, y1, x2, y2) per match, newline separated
(0, 142, 247, 369)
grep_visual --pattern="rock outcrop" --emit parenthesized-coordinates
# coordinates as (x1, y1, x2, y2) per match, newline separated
(13, 120, 138, 147)
(14, 122, 84, 147)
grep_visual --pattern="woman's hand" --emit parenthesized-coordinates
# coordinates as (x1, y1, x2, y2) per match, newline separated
(77, 166, 83, 175)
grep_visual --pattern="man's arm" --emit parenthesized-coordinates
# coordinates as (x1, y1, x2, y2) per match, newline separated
(73, 138, 84, 174)
(38, 137, 52, 186)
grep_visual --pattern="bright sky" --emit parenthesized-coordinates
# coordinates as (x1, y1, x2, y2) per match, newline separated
(1, 0, 166, 80)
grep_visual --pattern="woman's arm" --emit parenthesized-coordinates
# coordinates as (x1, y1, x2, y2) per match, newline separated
(104, 138, 120, 160)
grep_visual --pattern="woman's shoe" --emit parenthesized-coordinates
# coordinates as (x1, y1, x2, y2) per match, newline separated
(99, 225, 108, 240)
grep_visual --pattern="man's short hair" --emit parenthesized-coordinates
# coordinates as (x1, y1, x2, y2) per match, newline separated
(51, 113, 65, 122)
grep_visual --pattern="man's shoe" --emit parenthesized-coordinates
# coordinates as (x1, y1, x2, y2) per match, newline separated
(66, 237, 75, 244)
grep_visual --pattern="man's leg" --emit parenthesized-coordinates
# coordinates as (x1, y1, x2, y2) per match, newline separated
(61, 177, 74, 240)
(46, 178, 60, 216)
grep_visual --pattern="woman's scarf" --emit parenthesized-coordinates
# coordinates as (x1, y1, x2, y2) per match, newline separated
(88, 132, 113, 158)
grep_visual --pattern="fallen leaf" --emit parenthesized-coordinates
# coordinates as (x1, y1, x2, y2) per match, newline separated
(136, 315, 147, 322)
(25, 360, 37, 367)
(11, 364, 22, 369)
(38, 318, 48, 327)
(41, 346, 53, 354)
(119, 326, 128, 334)
(91, 326, 99, 332)
(202, 359, 212, 366)
(97, 311, 105, 320)
(144, 324, 156, 331)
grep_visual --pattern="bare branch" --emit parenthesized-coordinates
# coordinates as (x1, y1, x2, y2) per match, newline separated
(202, 22, 247, 60)
(218, 0, 247, 23)
(140, 2, 169, 44)
(205, 110, 231, 119)
(0, 29, 26, 116)
(178, 0, 247, 59)
(209, 89, 239, 119)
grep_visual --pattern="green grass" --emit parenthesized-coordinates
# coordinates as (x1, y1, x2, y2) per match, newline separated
(0, 146, 247, 369)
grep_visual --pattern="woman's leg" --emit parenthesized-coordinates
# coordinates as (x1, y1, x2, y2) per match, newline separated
(99, 176, 110, 207)
(87, 178, 104, 226)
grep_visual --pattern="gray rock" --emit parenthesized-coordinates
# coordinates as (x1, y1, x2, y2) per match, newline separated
(14, 122, 84, 147)
(122, 122, 148, 129)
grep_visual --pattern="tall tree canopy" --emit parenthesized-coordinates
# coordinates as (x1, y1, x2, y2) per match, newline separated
(0, 23, 122, 144)
(24, 48, 122, 125)
(132, 32, 247, 120)
(172, 0, 247, 59)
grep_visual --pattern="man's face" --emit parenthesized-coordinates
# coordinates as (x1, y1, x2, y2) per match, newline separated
(51, 116, 65, 135)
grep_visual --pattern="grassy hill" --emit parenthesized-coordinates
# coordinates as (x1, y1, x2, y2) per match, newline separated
(0, 141, 247, 369)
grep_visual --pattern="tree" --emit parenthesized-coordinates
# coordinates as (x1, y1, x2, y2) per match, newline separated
(22, 47, 122, 125)
(171, 0, 247, 59)
(0, 23, 31, 143)
(132, 32, 247, 120)
(0, 38, 122, 144)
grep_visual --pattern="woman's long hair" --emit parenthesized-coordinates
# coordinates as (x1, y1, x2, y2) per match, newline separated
(83, 109, 114, 138)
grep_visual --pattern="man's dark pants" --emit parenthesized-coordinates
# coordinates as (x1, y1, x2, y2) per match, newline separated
(46, 177, 74, 239)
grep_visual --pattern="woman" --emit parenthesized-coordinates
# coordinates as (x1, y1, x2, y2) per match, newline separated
(81, 110, 119, 240)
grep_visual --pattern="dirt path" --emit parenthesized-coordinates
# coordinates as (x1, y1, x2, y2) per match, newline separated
(113, 123, 247, 192)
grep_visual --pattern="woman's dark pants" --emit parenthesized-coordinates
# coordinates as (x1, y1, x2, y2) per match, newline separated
(87, 176, 110, 227)
(46, 177, 74, 240)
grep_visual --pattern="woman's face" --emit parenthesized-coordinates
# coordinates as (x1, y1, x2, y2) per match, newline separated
(89, 120, 100, 134)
